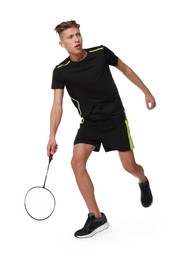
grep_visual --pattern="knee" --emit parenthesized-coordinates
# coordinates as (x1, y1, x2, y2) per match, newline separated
(71, 156, 78, 172)
(71, 156, 85, 173)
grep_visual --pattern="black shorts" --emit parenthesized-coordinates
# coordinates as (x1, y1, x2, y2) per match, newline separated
(74, 119, 134, 152)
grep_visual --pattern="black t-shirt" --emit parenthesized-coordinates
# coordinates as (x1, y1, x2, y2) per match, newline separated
(52, 45, 125, 123)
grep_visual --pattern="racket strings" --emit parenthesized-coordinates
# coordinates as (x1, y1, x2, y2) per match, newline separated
(25, 186, 56, 221)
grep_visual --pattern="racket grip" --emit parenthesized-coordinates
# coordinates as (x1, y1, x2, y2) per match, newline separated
(49, 154, 53, 164)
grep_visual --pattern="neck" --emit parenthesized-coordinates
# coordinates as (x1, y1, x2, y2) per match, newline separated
(70, 50, 87, 62)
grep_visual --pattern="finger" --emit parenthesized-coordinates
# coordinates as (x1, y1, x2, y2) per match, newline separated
(51, 144, 58, 155)
(147, 101, 156, 110)
(50, 147, 55, 155)
(47, 145, 52, 156)
(147, 102, 152, 109)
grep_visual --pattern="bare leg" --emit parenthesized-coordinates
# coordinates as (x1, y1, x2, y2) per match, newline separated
(119, 150, 147, 183)
(71, 144, 101, 218)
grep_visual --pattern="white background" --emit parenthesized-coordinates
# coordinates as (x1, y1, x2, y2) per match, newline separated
(0, 0, 177, 259)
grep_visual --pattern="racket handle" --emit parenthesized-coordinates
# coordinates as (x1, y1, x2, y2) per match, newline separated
(49, 154, 53, 164)
(43, 154, 53, 188)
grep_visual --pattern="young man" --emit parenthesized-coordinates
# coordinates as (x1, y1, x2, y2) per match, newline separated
(47, 20, 156, 239)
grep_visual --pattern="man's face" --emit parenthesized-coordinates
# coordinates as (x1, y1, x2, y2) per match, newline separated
(59, 27, 83, 55)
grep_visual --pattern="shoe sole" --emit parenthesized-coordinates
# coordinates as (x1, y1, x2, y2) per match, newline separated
(75, 222, 110, 239)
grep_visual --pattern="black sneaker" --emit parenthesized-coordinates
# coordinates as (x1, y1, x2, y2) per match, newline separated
(139, 178, 153, 207)
(74, 213, 109, 239)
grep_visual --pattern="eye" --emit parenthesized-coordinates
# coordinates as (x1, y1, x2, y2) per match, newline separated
(68, 35, 73, 39)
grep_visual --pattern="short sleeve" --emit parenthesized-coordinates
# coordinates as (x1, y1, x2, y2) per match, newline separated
(103, 46, 118, 66)
(51, 68, 65, 89)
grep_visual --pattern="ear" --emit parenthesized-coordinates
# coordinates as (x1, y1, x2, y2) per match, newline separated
(59, 41, 64, 48)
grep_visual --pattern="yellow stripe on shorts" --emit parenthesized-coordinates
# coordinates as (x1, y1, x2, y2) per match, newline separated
(125, 119, 134, 150)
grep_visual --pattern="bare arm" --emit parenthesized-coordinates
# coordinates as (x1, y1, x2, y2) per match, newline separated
(116, 59, 156, 109)
(47, 89, 64, 156)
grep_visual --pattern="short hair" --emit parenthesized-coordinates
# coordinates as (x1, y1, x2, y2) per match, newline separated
(54, 20, 80, 36)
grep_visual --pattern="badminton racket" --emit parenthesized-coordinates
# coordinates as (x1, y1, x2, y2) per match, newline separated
(24, 154, 56, 221)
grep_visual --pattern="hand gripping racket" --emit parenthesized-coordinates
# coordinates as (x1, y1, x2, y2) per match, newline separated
(24, 154, 56, 221)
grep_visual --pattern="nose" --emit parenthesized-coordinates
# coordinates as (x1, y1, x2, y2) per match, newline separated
(74, 35, 79, 42)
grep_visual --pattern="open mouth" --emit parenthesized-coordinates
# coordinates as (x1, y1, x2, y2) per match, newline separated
(75, 44, 81, 48)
